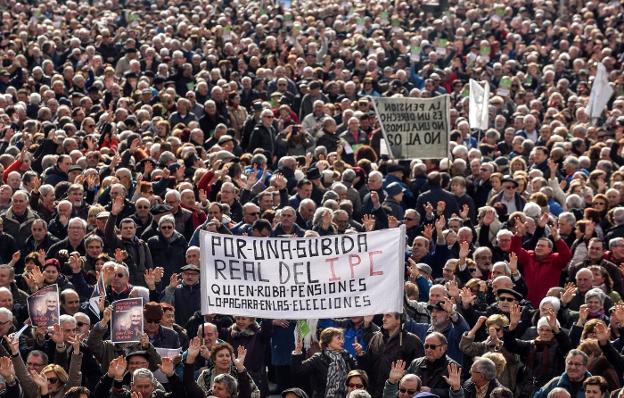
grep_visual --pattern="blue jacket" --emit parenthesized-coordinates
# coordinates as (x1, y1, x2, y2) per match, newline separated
(405, 312, 470, 364)
(533, 371, 591, 398)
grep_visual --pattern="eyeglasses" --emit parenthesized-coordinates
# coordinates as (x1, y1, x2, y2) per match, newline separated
(264, 115, 274, 119)
(566, 362, 585, 368)
(247, 212, 260, 216)
(160, 225, 173, 230)
(504, 185, 515, 190)
(146, 319, 160, 324)
(115, 273, 126, 278)
(424, 343, 442, 349)
(399, 388, 418, 394)
(404, 217, 415, 221)
(76, 321, 89, 327)
(47, 377, 59, 384)
(468, 268, 477, 273)
(498, 296, 516, 302)
(27, 362, 44, 367)
(347, 383, 364, 389)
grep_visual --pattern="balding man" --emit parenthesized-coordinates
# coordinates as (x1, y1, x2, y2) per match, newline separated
(383, 370, 422, 398)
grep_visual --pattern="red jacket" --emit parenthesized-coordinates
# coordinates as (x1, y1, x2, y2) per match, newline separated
(511, 235, 572, 306)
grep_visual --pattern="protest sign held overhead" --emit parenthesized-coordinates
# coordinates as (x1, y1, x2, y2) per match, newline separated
(469, 79, 490, 130)
(372, 96, 450, 160)
(200, 227, 405, 319)
(111, 297, 144, 344)
(27, 284, 60, 327)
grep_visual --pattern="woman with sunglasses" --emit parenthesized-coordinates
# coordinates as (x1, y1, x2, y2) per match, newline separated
(345, 369, 369, 395)
(8, 331, 83, 398)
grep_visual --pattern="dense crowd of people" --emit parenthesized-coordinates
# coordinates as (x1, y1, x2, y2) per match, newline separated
(1, 0, 624, 397)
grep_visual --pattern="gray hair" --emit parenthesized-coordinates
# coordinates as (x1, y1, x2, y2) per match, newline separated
(472, 357, 497, 381)
(0, 307, 11, 321)
(132, 368, 156, 384)
(558, 212, 576, 226)
(348, 390, 372, 398)
(213, 373, 238, 396)
(312, 207, 333, 228)
(566, 349, 589, 366)
(68, 217, 87, 231)
(565, 194, 583, 209)
(158, 214, 175, 227)
(0, 264, 15, 281)
(609, 237, 624, 250)
(59, 314, 76, 327)
(584, 288, 606, 305)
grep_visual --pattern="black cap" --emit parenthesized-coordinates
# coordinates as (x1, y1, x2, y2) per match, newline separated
(181, 264, 200, 273)
(497, 288, 523, 301)
(125, 351, 149, 361)
(306, 167, 321, 180)
(150, 203, 172, 215)
(501, 175, 519, 188)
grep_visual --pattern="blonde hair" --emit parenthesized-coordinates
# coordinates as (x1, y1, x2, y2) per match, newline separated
(482, 352, 507, 379)
(42, 364, 69, 384)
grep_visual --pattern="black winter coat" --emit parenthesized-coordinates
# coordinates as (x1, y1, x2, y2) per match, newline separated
(291, 349, 357, 398)
(147, 231, 188, 283)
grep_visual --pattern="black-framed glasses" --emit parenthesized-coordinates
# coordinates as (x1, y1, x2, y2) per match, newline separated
(47, 377, 59, 384)
(399, 387, 418, 394)
(347, 383, 364, 389)
(160, 225, 173, 230)
(424, 343, 441, 349)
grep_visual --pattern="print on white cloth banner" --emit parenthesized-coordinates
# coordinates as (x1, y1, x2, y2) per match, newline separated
(372, 96, 450, 160)
(200, 227, 405, 319)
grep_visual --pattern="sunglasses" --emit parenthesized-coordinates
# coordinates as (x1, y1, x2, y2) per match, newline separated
(76, 321, 88, 327)
(160, 225, 173, 230)
(424, 343, 441, 349)
(498, 296, 516, 302)
(347, 383, 364, 389)
(399, 388, 418, 394)
(404, 217, 415, 221)
(47, 377, 59, 384)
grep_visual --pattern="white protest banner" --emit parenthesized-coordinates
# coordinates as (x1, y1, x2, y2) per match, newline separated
(469, 79, 490, 130)
(586, 63, 614, 119)
(200, 227, 405, 319)
(372, 96, 450, 160)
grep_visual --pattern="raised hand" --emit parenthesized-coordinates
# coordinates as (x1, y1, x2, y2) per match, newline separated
(169, 273, 179, 289)
(422, 224, 434, 241)
(370, 191, 380, 208)
(509, 303, 521, 329)
(545, 307, 559, 333)
(111, 196, 124, 215)
(459, 204, 470, 220)
(102, 306, 113, 325)
(482, 209, 496, 226)
(443, 363, 462, 391)
(440, 298, 454, 314)
(436, 201, 446, 216)
(613, 304, 624, 324)
(50, 324, 65, 347)
(537, 213, 550, 229)
(0, 356, 15, 382)
(158, 357, 175, 377)
(362, 214, 376, 232)
(459, 287, 476, 309)
(424, 202, 434, 216)
(108, 356, 127, 380)
(234, 345, 247, 371)
(187, 337, 201, 362)
(446, 280, 460, 298)
(144, 268, 156, 289)
(66, 334, 81, 354)
(435, 215, 446, 232)
(69, 252, 82, 273)
(388, 215, 399, 229)
(352, 337, 364, 356)
(459, 241, 470, 259)
(30, 369, 48, 393)
(560, 282, 577, 305)
(578, 304, 589, 325)
(594, 322, 610, 344)
(508, 252, 518, 274)
(388, 360, 406, 383)
(293, 337, 303, 354)
(514, 216, 526, 236)
(3, 333, 19, 355)
(140, 333, 149, 349)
